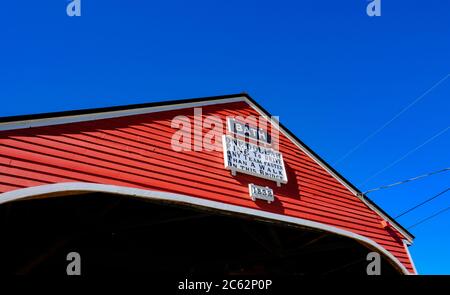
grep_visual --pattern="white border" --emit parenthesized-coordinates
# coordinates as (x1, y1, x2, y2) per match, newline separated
(0, 97, 245, 131)
(0, 182, 411, 275)
(0, 95, 414, 242)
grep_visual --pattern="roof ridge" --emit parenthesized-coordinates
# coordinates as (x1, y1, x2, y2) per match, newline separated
(0, 93, 249, 123)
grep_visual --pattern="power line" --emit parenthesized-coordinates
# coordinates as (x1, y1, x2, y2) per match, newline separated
(395, 188, 450, 219)
(362, 168, 450, 195)
(334, 73, 450, 165)
(360, 125, 450, 186)
(407, 204, 450, 229)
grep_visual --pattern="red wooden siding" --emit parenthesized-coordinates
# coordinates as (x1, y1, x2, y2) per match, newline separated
(0, 101, 415, 273)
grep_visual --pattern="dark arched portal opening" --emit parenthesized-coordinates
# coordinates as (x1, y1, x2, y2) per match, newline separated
(0, 193, 401, 275)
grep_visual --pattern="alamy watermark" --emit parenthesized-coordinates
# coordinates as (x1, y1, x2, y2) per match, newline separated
(66, 251, 81, 275)
(366, 0, 381, 17)
(66, 0, 81, 17)
(62, 251, 380, 275)
(170, 108, 280, 152)
(366, 252, 381, 275)
(64, 1, 381, 18)
(64, 1, 381, 19)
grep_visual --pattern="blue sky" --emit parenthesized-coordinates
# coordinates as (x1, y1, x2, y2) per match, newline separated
(0, 1, 449, 274)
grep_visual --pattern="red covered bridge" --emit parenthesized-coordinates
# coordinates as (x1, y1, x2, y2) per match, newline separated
(0, 94, 416, 275)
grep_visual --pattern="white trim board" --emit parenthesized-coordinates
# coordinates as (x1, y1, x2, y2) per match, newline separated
(0, 97, 246, 131)
(0, 182, 412, 275)
(0, 95, 414, 242)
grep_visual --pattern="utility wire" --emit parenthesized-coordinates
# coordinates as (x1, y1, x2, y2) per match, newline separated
(362, 168, 450, 195)
(407, 204, 450, 229)
(334, 73, 450, 165)
(395, 188, 450, 219)
(360, 125, 450, 186)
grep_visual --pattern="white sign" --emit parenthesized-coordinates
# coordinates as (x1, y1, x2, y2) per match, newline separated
(249, 184, 274, 203)
(222, 135, 288, 185)
(227, 118, 271, 144)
